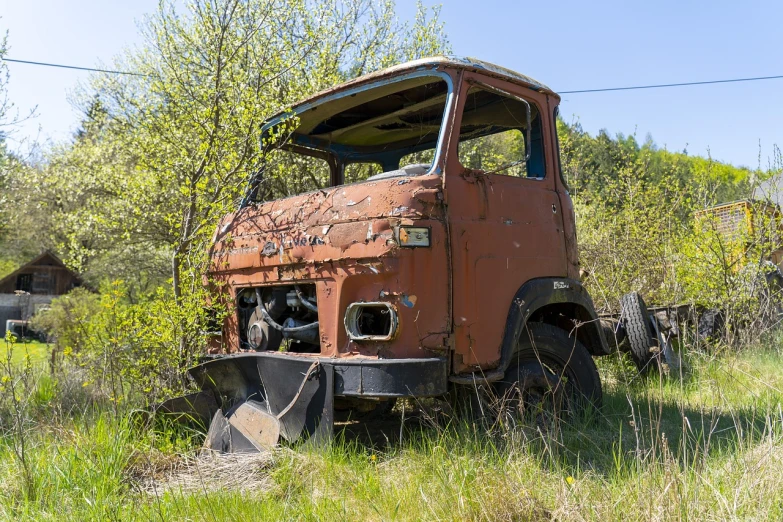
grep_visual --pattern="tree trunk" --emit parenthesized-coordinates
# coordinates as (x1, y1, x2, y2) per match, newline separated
(171, 247, 182, 303)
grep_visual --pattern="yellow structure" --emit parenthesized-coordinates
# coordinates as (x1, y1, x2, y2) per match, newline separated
(695, 200, 783, 267)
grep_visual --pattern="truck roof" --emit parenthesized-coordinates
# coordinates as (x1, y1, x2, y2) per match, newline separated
(263, 56, 555, 131)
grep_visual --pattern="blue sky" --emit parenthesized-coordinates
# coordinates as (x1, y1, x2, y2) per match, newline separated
(1, 0, 781, 169)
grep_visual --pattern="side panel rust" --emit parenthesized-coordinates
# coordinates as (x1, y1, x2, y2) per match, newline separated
(443, 72, 568, 374)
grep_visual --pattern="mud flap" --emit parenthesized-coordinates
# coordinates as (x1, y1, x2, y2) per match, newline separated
(189, 355, 334, 453)
(257, 358, 334, 444)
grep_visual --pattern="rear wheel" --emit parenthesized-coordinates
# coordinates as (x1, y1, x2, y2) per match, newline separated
(494, 323, 602, 421)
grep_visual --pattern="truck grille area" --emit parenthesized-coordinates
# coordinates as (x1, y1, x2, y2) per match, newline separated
(237, 284, 319, 353)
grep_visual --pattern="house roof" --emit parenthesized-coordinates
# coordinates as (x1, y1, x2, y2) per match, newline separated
(0, 251, 82, 290)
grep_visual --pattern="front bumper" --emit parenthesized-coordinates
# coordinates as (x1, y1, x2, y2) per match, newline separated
(161, 352, 448, 453)
(192, 352, 449, 399)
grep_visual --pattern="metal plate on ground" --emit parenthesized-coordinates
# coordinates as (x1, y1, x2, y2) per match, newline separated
(154, 389, 219, 426)
(228, 401, 280, 451)
(257, 358, 334, 443)
(204, 409, 232, 453)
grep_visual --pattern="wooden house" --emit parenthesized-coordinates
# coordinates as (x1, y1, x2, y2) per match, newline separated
(0, 252, 82, 333)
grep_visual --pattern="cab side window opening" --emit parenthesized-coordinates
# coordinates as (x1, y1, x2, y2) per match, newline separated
(457, 86, 545, 178)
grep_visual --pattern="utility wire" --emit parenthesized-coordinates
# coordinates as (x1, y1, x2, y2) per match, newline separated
(4, 56, 783, 93)
(560, 74, 783, 94)
(2, 58, 146, 77)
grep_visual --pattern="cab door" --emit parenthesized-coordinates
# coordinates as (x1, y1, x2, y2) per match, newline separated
(443, 73, 567, 374)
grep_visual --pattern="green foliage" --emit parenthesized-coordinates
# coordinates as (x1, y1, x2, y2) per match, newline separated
(29, 288, 100, 353)
(0, 32, 44, 272)
(573, 138, 690, 307)
(566, 118, 783, 346)
(32, 283, 212, 404)
(459, 129, 528, 176)
(0, 2, 451, 391)
(0, 259, 17, 280)
(558, 118, 755, 208)
(7, 0, 449, 305)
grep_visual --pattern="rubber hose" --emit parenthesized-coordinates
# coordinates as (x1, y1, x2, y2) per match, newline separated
(255, 288, 319, 332)
(294, 285, 318, 313)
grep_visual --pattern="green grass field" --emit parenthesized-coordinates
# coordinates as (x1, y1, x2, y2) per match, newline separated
(0, 341, 50, 366)
(1, 343, 782, 520)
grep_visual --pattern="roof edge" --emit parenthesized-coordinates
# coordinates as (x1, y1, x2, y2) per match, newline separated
(263, 56, 556, 129)
(0, 250, 83, 291)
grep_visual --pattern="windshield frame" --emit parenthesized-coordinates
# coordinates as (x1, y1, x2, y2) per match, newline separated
(259, 68, 456, 182)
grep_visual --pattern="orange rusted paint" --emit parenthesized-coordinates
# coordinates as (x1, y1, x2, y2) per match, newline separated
(209, 173, 450, 358)
(206, 57, 580, 378)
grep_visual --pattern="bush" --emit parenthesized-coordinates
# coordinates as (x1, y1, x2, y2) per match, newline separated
(31, 282, 212, 408)
(571, 129, 783, 348)
(29, 287, 100, 351)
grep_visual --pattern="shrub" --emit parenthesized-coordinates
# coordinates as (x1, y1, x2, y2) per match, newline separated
(32, 282, 213, 408)
(29, 287, 100, 351)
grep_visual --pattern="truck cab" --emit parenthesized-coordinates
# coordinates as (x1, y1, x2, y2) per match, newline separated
(189, 57, 609, 451)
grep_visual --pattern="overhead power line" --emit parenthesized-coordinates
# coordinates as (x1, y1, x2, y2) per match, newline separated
(560, 74, 783, 94)
(2, 58, 145, 77)
(3, 56, 783, 93)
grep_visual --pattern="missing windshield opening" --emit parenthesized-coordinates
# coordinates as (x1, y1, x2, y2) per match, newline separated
(254, 74, 451, 194)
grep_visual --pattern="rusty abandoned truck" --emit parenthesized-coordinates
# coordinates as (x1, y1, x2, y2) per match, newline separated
(167, 57, 621, 452)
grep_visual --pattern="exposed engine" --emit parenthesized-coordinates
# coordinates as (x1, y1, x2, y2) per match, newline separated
(237, 284, 319, 353)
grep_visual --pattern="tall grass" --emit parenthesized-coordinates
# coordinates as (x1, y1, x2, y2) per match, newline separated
(1, 338, 783, 520)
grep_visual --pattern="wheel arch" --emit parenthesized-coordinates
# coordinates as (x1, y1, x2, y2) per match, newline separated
(498, 278, 610, 371)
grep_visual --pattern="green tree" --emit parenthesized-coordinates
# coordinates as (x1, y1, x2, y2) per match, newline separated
(85, 0, 449, 301)
(0, 30, 41, 277)
(6, 0, 449, 382)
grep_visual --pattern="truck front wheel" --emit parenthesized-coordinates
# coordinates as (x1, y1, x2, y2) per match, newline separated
(494, 323, 602, 420)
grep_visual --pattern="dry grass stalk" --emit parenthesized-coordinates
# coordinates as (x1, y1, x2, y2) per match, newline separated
(137, 449, 278, 495)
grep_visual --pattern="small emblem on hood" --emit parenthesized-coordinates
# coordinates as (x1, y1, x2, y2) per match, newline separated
(261, 241, 277, 256)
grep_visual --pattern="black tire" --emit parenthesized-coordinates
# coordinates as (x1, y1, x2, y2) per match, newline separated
(494, 323, 602, 419)
(620, 291, 658, 372)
